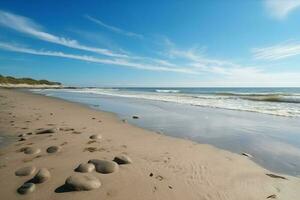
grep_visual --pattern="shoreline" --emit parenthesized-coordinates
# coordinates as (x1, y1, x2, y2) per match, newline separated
(34, 88, 300, 176)
(1, 88, 300, 199)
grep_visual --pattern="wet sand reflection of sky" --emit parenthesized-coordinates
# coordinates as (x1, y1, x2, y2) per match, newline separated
(36, 90, 300, 176)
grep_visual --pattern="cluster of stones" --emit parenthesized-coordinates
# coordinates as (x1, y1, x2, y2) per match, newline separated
(16, 167, 51, 194)
(64, 154, 132, 191)
(15, 130, 133, 194)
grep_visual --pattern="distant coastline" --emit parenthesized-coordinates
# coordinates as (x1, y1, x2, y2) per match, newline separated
(0, 75, 62, 88)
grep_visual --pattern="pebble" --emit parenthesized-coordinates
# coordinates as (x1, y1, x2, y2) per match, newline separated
(15, 166, 36, 176)
(17, 183, 36, 194)
(88, 159, 119, 174)
(34, 168, 51, 183)
(113, 155, 132, 165)
(65, 174, 101, 191)
(75, 163, 95, 173)
(89, 134, 102, 140)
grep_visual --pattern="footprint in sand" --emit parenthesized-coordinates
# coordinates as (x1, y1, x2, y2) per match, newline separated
(72, 131, 82, 134)
(60, 142, 68, 146)
(87, 140, 97, 144)
(59, 127, 74, 131)
(46, 146, 62, 153)
(23, 147, 41, 155)
(35, 128, 57, 135)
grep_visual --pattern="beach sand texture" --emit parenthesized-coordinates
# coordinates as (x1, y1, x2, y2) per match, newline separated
(0, 88, 299, 200)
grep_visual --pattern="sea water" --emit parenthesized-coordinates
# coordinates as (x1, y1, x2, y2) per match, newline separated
(32, 87, 300, 176)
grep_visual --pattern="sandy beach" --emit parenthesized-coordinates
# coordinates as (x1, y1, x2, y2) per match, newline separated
(0, 88, 299, 200)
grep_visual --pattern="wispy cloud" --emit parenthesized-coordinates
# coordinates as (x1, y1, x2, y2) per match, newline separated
(162, 39, 246, 75)
(1, 9, 298, 86)
(252, 41, 300, 61)
(0, 10, 126, 57)
(0, 42, 196, 74)
(85, 15, 143, 39)
(1, 40, 299, 87)
(265, 0, 300, 19)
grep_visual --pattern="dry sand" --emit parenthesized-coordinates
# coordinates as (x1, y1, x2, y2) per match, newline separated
(0, 88, 299, 200)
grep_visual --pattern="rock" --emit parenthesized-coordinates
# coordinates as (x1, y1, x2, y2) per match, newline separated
(15, 166, 36, 176)
(34, 168, 51, 183)
(35, 128, 57, 134)
(266, 173, 287, 180)
(17, 183, 36, 194)
(19, 137, 27, 141)
(267, 194, 277, 199)
(18, 133, 26, 137)
(65, 174, 101, 191)
(75, 163, 95, 173)
(113, 155, 132, 165)
(132, 115, 139, 119)
(241, 152, 253, 158)
(46, 146, 61, 153)
(89, 134, 102, 140)
(24, 147, 41, 155)
(88, 159, 119, 174)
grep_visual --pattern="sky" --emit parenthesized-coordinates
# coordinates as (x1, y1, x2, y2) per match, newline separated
(0, 0, 300, 87)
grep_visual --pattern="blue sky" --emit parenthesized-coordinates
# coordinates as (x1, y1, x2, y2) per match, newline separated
(0, 0, 300, 87)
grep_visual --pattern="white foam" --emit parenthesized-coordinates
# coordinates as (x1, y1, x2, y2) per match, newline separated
(37, 88, 300, 117)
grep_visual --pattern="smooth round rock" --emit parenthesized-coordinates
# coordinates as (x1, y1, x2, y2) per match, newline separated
(15, 166, 36, 176)
(24, 147, 41, 155)
(65, 174, 101, 191)
(113, 155, 132, 165)
(89, 134, 102, 140)
(88, 159, 119, 174)
(34, 168, 51, 183)
(46, 146, 61, 153)
(75, 163, 95, 173)
(17, 183, 36, 194)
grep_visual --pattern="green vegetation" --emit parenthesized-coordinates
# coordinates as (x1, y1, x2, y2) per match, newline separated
(0, 75, 61, 85)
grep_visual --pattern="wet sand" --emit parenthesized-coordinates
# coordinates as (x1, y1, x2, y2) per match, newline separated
(0, 88, 300, 200)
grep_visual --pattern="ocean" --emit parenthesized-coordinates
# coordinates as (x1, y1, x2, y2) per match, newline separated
(32, 87, 300, 176)
(39, 87, 300, 117)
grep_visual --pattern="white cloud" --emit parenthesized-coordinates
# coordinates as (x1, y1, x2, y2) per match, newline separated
(265, 0, 300, 19)
(163, 42, 245, 75)
(0, 10, 126, 57)
(85, 15, 143, 39)
(252, 41, 300, 60)
(0, 42, 196, 74)
(1, 41, 299, 87)
(0, 8, 299, 87)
